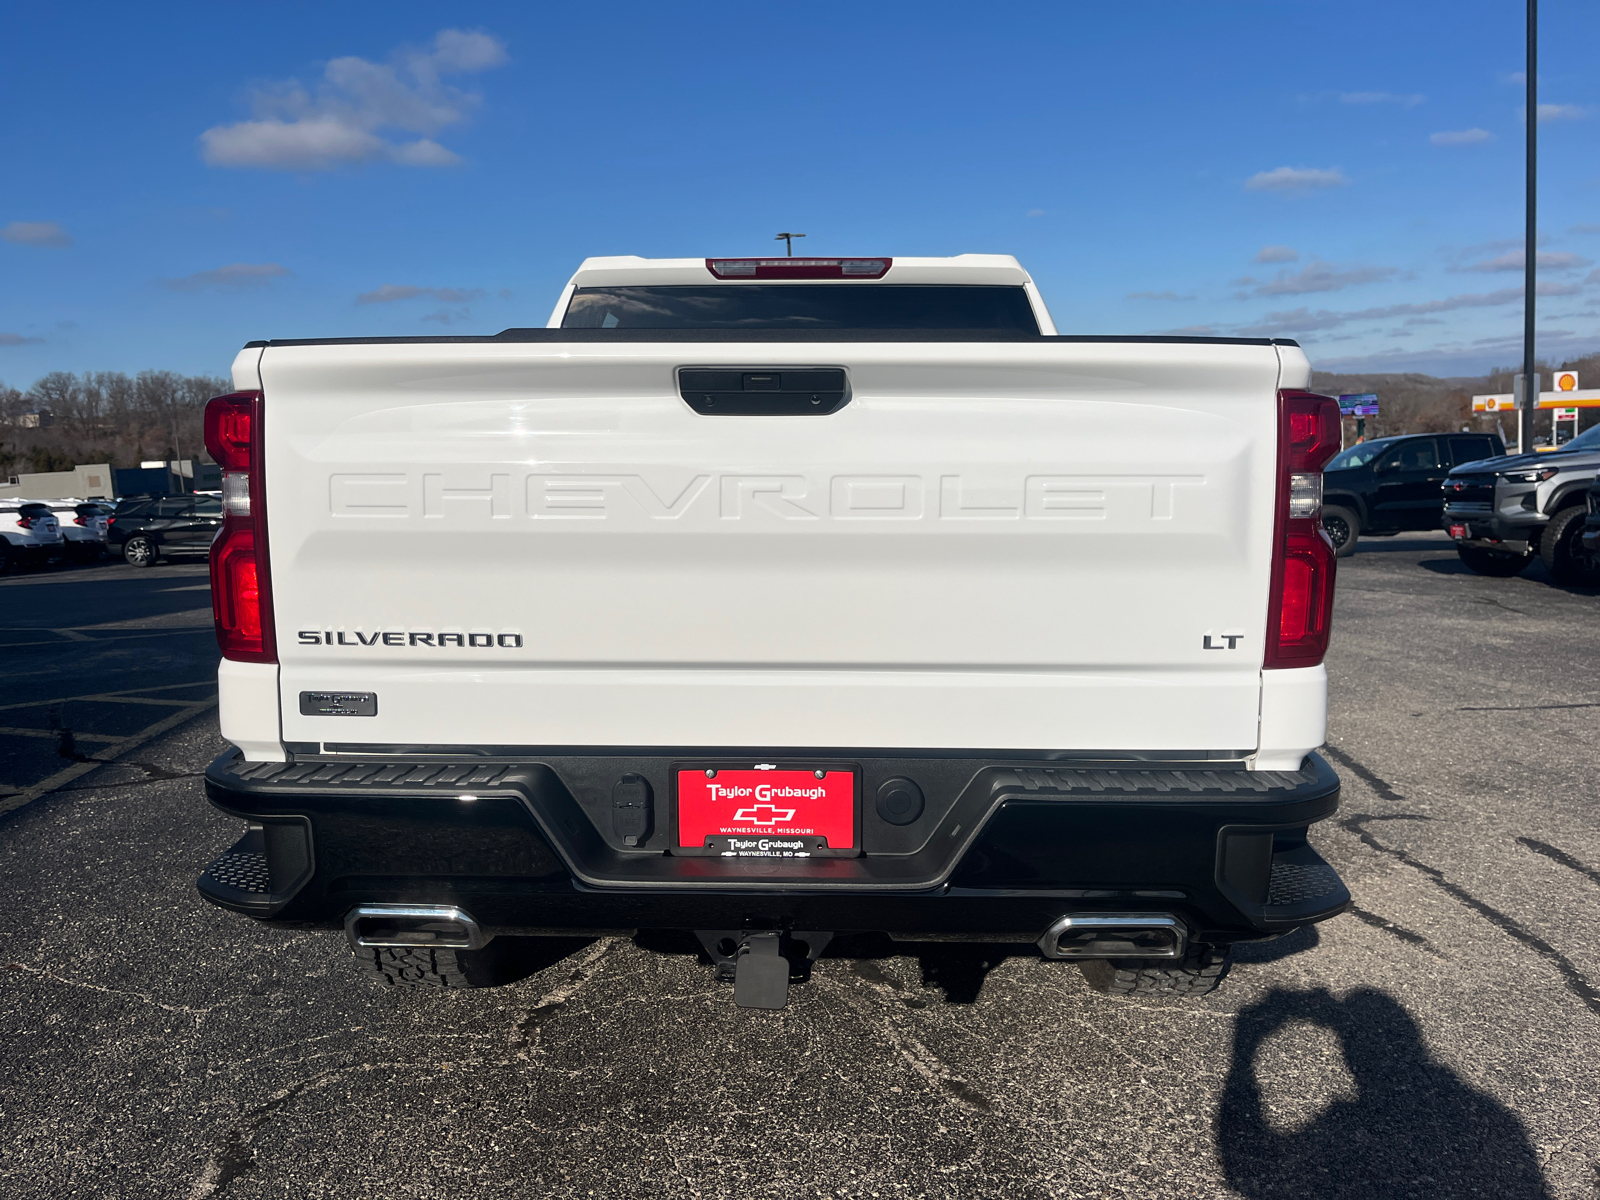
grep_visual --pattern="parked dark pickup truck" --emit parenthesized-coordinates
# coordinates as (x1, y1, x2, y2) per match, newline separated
(1320, 432, 1504, 556)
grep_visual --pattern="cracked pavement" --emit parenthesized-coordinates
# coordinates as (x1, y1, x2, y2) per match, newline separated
(1, 533, 1597, 1198)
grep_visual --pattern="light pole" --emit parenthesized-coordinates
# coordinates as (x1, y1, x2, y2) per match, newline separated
(774, 232, 805, 257)
(1520, 0, 1537, 454)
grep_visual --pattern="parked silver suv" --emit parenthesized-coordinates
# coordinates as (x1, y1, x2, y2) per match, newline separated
(1442, 421, 1600, 582)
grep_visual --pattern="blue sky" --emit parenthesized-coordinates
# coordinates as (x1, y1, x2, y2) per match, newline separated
(2, 0, 1597, 383)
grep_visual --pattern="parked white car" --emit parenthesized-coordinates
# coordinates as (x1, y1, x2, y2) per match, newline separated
(0, 501, 65, 573)
(47, 499, 112, 561)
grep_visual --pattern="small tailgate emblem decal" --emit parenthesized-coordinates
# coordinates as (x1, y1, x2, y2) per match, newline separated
(299, 691, 378, 717)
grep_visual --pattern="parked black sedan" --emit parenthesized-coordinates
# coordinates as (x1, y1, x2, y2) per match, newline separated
(1320, 431, 1504, 556)
(107, 493, 223, 567)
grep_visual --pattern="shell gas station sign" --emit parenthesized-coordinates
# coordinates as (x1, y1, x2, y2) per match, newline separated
(1473, 370, 1600, 412)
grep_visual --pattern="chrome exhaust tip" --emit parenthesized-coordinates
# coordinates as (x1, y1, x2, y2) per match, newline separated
(344, 905, 488, 951)
(1037, 913, 1186, 960)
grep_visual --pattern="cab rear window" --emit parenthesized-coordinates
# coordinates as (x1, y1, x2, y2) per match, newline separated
(561, 285, 1040, 331)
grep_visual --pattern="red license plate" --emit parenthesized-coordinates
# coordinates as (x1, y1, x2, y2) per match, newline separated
(676, 767, 855, 852)
(1448, 524, 1468, 539)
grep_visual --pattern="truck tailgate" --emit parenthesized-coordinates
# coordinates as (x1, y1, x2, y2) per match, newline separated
(260, 339, 1282, 752)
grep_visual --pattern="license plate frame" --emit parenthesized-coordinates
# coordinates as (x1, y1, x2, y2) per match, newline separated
(670, 761, 861, 859)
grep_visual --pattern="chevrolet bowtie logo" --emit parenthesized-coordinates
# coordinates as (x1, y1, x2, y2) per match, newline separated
(731, 804, 796, 825)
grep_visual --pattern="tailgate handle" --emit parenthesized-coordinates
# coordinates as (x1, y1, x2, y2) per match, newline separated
(678, 367, 849, 416)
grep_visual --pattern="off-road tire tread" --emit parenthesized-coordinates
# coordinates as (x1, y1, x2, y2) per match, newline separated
(354, 944, 477, 988)
(1079, 953, 1231, 997)
(1539, 506, 1595, 584)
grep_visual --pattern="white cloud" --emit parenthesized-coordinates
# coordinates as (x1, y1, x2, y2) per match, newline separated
(1570, 224, 1600, 235)
(1587, 268, 1600, 285)
(1026, 209, 1045, 218)
(1, 221, 72, 247)
(1459, 250, 1592, 273)
(1312, 327, 1600, 376)
(162, 263, 291, 291)
(1251, 261, 1398, 296)
(1254, 245, 1298, 263)
(1152, 325, 1219, 336)
(1245, 166, 1350, 193)
(200, 29, 507, 171)
(0, 332, 46, 346)
(1536, 104, 1587, 122)
(1126, 290, 1195, 301)
(1430, 128, 1494, 146)
(422, 308, 472, 324)
(356, 283, 486, 304)
(1239, 281, 1581, 336)
(1340, 91, 1425, 107)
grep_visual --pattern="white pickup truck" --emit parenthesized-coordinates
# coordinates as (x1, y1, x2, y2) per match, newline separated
(198, 254, 1349, 1007)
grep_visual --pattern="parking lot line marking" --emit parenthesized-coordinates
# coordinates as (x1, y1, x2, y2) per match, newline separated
(70, 695, 201, 708)
(0, 698, 217, 819)
(0, 629, 214, 648)
(0, 683, 216, 714)
(0, 726, 121, 742)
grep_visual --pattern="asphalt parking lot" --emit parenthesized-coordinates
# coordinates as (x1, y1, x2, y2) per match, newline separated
(1, 535, 1597, 1199)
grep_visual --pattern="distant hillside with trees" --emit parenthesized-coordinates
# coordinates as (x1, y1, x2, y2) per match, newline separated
(0, 370, 229, 478)
(1312, 350, 1600, 444)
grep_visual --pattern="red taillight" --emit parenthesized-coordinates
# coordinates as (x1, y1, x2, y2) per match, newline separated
(705, 257, 891, 280)
(16, 516, 33, 530)
(1265, 390, 1342, 669)
(205, 390, 275, 663)
(73, 516, 86, 526)
(204, 394, 255, 471)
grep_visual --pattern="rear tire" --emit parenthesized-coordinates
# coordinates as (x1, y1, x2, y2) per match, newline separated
(353, 940, 532, 989)
(1079, 949, 1231, 997)
(1321, 505, 1360, 557)
(123, 536, 157, 568)
(1457, 544, 1533, 577)
(354, 944, 482, 988)
(1539, 507, 1599, 585)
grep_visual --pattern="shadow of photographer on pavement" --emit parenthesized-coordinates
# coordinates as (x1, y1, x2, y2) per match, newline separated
(1218, 987, 1550, 1200)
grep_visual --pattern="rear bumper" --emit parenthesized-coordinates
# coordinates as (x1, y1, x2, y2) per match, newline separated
(199, 748, 1350, 946)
